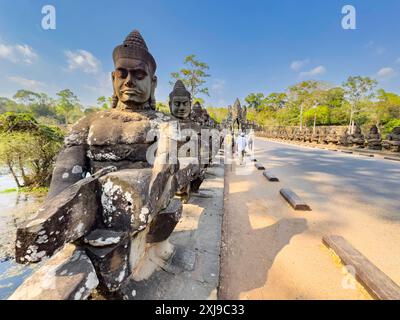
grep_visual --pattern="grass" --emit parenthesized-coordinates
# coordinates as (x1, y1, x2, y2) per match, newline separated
(0, 186, 48, 194)
(0, 188, 17, 193)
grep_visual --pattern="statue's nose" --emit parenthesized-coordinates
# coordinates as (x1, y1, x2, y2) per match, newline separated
(125, 72, 134, 87)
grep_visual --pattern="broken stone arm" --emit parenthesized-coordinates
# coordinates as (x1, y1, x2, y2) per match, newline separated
(15, 166, 116, 264)
(47, 145, 90, 199)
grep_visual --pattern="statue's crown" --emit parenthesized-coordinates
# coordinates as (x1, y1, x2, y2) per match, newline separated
(170, 80, 191, 99)
(113, 29, 156, 74)
(193, 101, 202, 110)
(123, 30, 149, 50)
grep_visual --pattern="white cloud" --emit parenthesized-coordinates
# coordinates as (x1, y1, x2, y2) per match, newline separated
(0, 43, 38, 64)
(65, 49, 101, 74)
(8, 76, 46, 89)
(211, 79, 226, 94)
(290, 59, 309, 71)
(376, 67, 397, 79)
(299, 65, 326, 77)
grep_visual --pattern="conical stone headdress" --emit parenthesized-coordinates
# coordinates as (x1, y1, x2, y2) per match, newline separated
(113, 30, 156, 74)
(169, 80, 191, 100)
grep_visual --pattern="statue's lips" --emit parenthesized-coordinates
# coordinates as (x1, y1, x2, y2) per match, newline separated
(122, 90, 142, 95)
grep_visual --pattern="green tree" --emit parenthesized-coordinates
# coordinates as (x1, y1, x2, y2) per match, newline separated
(155, 102, 170, 115)
(97, 96, 111, 110)
(207, 107, 228, 123)
(287, 80, 323, 131)
(371, 89, 400, 126)
(0, 112, 64, 188)
(342, 76, 377, 133)
(170, 54, 210, 99)
(56, 89, 80, 124)
(245, 93, 265, 110)
(264, 92, 287, 110)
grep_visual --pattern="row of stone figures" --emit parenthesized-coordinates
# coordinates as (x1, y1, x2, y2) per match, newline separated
(258, 125, 400, 152)
(10, 29, 221, 300)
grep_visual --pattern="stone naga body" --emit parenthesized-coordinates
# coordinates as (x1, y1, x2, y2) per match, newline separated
(11, 30, 183, 299)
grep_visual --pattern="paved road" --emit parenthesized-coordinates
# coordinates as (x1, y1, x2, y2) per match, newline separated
(220, 138, 400, 300)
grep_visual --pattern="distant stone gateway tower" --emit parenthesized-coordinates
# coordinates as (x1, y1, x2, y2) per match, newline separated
(225, 98, 248, 132)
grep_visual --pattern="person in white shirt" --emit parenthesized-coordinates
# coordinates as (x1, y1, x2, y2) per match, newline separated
(236, 132, 247, 164)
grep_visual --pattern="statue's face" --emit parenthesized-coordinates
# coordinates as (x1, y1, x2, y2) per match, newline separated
(112, 58, 156, 107)
(371, 126, 378, 134)
(170, 95, 191, 119)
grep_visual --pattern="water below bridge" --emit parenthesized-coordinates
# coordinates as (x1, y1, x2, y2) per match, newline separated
(0, 173, 43, 300)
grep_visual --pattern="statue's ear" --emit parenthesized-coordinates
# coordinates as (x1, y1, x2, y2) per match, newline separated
(152, 75, 158, 88)
(111, 71, 118, 108)
(150, 75, 158, 110)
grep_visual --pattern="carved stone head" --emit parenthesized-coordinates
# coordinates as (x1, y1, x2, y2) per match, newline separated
(392, 127, 400, 135)
(370, 125, 378, 134)
(169, 80, 191, 119)
(112, 30, 157, 110)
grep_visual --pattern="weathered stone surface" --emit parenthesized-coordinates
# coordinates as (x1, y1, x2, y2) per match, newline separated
(190, 170, 206, 193)
(382, 127, 400, 152)
(99, 169, 152, 233)
(84, 229, 125, 247)
(15, 175, 101, 264)
(48, 145, 89, 199)
(366, 125, 382, 150)
(147, 199, 182, 243)
(323, 235, 400, 300)
(279, 188, 311, 211)
(263, 171, 279, 181)
(9, 244, 98, 300)
(255, 163, 265, 170)
(176, 157, 200, 192)
(84, 229, 130, 292)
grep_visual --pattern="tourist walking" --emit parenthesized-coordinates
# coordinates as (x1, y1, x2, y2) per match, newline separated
(236, 132, 247, 165)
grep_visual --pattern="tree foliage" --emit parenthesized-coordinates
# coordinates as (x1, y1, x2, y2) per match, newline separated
(170, 54, 210, 99)
(0, 112, 64, 188)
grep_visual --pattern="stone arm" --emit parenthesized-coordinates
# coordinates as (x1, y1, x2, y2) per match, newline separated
(47, 118, 91, 199)
(147, 122, 179, 212)
(47, 145, 90, 199)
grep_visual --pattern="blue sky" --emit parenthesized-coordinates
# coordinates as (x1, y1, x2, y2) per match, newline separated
(1, 0, 400, 107)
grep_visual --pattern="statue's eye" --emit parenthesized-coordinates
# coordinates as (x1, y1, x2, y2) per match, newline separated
(183, 102, 188, 106)
(135, 71, 147, 80)
(116, 69, 128, 78)
(175, 102, 180, 107)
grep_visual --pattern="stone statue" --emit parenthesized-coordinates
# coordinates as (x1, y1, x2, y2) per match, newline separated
(325, 127, 339, 145)
(168, 80, 202, 202)
(318, 127, 328, 144)
(366, 125, 382, 150)
(339, 128, 351, 146)
(311, 128, 320, 144)
(348, 125, 365, 148)
(190, 101, 207, 126)
(12, 30, 182, 299)
(382, 126, 400, 152)
(303, 127, 312, 143)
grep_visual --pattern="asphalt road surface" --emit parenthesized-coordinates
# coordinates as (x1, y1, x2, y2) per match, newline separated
(220, 138, 400, 300)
